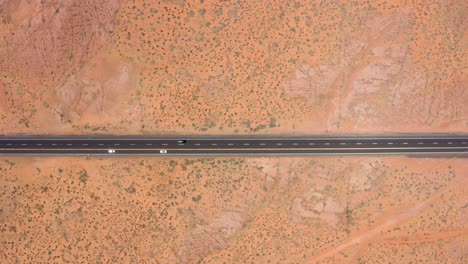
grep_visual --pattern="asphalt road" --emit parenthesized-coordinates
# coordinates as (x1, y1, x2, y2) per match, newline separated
(0, 135, 467, 156)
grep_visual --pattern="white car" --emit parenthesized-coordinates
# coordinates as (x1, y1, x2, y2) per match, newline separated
(160, 149, 167, 154)
(108, 149, 116, 154)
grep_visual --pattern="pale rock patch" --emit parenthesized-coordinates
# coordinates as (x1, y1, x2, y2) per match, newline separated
(290, 187, 344, 227)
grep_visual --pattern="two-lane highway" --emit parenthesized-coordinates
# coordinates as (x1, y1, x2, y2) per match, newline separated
(0, 135, 467, 156)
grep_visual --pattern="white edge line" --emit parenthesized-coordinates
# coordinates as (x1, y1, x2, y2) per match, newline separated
(0, 152, 466, 157)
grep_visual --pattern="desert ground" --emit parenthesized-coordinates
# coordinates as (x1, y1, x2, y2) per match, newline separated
(0, 157, 466, 262)
(0, 0, 466, 135)
(0, 0, 467, 263)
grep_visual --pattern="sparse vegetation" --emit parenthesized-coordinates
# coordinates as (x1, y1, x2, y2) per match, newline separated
(0, 0, 465, 262)
(0, 156, 464, 263)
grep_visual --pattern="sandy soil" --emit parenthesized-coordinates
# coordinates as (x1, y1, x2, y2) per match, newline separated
(0, 0, 467, 263)
(0, 156, 466, 263)
(0, 0, 466, 135)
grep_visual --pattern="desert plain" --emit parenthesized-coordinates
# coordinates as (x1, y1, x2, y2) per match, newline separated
(0, 0, 467, 263)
